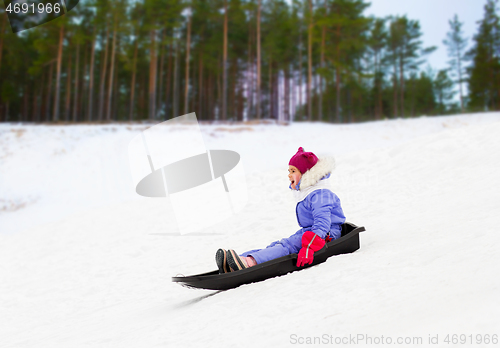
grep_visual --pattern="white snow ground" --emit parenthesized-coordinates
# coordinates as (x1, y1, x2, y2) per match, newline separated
(1, 113, 499, 347)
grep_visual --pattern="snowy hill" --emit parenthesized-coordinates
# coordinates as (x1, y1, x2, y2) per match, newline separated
(1, 113, 500, 347)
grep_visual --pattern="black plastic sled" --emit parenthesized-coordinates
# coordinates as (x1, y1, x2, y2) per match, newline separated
(172, 222, 366, 291)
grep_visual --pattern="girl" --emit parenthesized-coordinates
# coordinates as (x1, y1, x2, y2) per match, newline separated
(216, 147, 346, 273)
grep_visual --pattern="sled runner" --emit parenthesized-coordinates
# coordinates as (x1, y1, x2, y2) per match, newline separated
(172, 222, 366, 290)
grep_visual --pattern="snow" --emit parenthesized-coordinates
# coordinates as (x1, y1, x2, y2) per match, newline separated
(1, 113, 500, 347)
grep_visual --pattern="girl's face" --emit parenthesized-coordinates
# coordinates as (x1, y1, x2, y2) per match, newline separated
(288, 165, 302, 190)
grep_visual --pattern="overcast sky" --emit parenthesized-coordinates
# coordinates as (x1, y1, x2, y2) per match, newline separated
(364, 0, 486, 73)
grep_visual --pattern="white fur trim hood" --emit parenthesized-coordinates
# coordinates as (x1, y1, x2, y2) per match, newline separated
(299, 155, 336, 190)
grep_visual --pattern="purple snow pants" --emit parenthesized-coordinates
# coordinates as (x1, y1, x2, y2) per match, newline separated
(240, 229, 304, 264)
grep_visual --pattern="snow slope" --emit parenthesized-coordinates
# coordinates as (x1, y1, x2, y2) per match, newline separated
(1, 113, 499, 347)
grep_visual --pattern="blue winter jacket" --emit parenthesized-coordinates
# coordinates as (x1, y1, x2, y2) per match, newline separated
(295, 188, 345, 241)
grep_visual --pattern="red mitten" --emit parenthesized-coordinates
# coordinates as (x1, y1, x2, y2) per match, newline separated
(296, 231, 325, 267)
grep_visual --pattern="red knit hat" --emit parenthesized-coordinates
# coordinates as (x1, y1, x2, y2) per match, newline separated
(289, 147, 318, 174)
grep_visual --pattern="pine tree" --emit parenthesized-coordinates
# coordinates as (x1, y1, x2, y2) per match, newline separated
(367, 18, 387, 119)
(467, 0, 500, 111)
(387, 16, 435, 117)
(184, 6, 192, 116)
(144, 0, 183, 120)
(256, 0, 262, 120)
(443, 14, 468, 112)
(105, 0, 127, 121)
(434, 69, 455, 114)
(324, 0, 370, 123)
(0, 10, 6, 75)
(416, 72, 436, 115)
(53, 22, 65, 122)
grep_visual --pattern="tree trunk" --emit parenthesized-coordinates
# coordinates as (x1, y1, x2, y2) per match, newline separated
(158, 33, 165, 119)
(457, 51, 464, 112)
(228, 59, 235, 119)
(373, 51, 378, 119)
(22, 82, 29, 122)
(375, 52, 383, 120)
(319, 0, 327, 121)
(191, 59, 196, 114)
(112, 66, 118, 120)
(148, 29, 157, 120)
(33, 79, 40, 122)
(299, 22, 303, 120)
(393, 63, 398, 118)
(222, 0, 228, 120)
(0, 11, 6, 73)
(307, 0, 313, 121)
(237, 81, 244, 121)
(231, 63, 236, 120)
(184, 16, 191, 115)
(399, 53, 405, 117)
(189, 57, 195, 114)
(250, 19, 255, 120)
(65, 50, 72, 121)
(173, 35, 180, 118)
(210, 71, 215, 120)
(45, 62, 54, 121)
(291, 64, 295, 121)
(411, 76, 416, 117)
(377, 74, 383, 120)
(106, 24, 117, 121)
(269, 58, 273, 119)
(277, 70, 280, 121)
(129, 38, 138, 121)
(165, 42, 172, 120)
(347, 87, 352, 123)
(39, 69, 46, 122)
(80, 41, 88, 120)
(207, 71, 212, 120)
(98, 25, 110, 121)
(335, 66, 341, 123)
(198, 53, 203, 120)
(203, 69, 208, 120)
(284, 67, 290, 122)
(312, 68, 316, 119)
(88, 31, 96, 122)
(256, 0, 261, 120)
(335, 22, 341, 122)
(217, 54, 221, 120)
(246, 19, 252, 121)
(140, 74, 147, 115)
(53, 24, 64, 122)
(274, 70, 278, 121)
(73, 42, 80, 122)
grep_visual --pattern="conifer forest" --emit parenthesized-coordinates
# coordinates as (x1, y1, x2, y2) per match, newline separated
(0, 0, 498, 123)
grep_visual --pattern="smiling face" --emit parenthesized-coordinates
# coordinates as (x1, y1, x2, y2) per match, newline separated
(288, 165, 302, 190)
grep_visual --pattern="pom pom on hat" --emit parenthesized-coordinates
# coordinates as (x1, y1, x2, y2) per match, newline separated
(289, 147, 318, 174)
